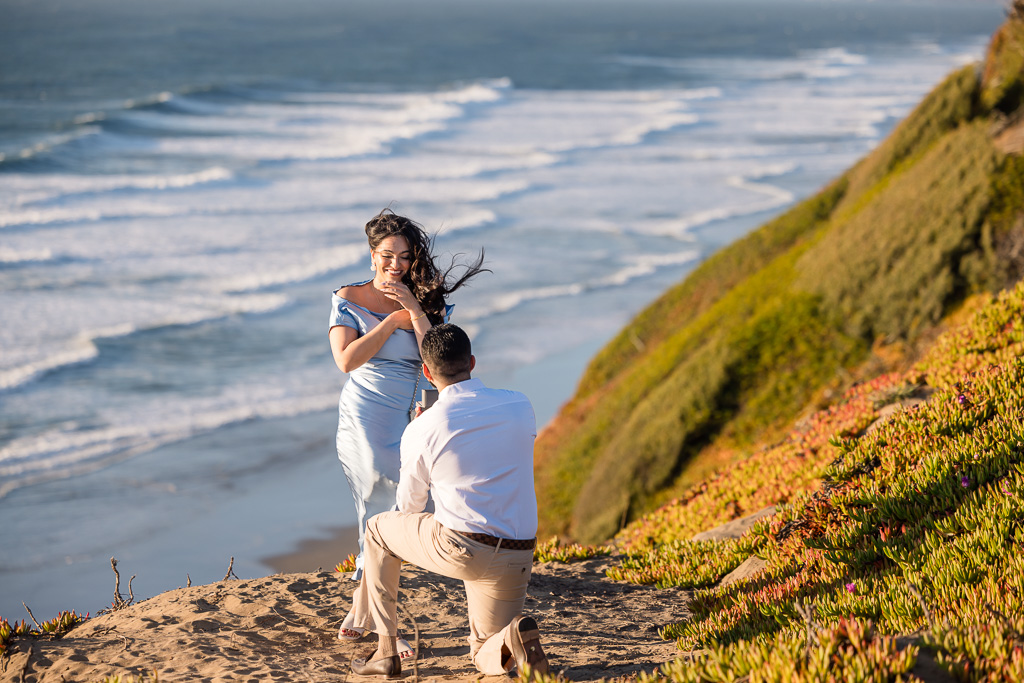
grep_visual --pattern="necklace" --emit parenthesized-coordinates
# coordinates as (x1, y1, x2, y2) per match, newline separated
(371, 279, 391, 314)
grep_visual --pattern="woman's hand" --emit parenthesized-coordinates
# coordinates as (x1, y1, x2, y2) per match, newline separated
(378, 280, 432, 351)
(389, 308, 414, 330)
(379, 281, 424, 318)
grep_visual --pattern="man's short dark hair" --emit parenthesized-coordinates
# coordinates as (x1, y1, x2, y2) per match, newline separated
(421, 323, 472, 381)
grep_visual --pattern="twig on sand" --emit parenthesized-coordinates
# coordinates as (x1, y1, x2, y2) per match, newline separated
(112, 558, 123, 601)
(99, 557, 136, 614)
(187, 574, 192, 588)
(268, 605, 323, 630)
(21, 602, 42, 631)
(17, 644, 33, 683)
(223, 557, 239, 581)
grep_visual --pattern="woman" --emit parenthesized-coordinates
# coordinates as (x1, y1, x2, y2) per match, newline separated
(328, 208, 486, 580)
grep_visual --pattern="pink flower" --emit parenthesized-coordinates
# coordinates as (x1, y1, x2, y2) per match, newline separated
(961, 475, 971, 488)
(845, 582, 856, 593)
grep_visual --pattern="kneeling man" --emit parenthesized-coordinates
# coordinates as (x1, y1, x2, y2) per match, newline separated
(345, 323, 548, 679)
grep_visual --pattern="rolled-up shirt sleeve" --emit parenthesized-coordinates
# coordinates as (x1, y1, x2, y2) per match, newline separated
(397, 428, 431, 513)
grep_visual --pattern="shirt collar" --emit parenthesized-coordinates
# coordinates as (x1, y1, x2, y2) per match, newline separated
(439, 377, 485, 399)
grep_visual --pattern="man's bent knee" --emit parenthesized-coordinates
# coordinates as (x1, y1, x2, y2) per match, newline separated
(365, 511, 415, 557)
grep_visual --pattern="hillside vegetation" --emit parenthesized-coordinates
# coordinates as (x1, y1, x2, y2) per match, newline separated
(535, 15, 1024, 545)
(531, 266, 1024, 682)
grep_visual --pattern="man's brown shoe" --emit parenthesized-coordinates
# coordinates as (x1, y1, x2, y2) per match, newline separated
(507, 616, 548, 679)
(351, 654, 402, 679)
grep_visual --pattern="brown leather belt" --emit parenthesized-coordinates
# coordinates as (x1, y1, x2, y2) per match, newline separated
(457, 531, 537, 551)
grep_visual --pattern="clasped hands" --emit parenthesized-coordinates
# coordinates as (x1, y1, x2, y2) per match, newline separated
(379, 281, 425, 329)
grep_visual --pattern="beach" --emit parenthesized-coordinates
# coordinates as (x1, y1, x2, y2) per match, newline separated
(2, 556, 687, 682)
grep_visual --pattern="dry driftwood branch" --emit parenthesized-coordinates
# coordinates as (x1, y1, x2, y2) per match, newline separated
(223, 557, 239, 581)
(112, 557, 122, 602)
(186, 574, 191, 588)
(99, 557, 136, 614)
(267, 605, 321, 630)
(21, 602, 42, 631)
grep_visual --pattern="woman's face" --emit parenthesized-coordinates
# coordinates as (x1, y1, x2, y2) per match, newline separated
(372, 235, 412, 282)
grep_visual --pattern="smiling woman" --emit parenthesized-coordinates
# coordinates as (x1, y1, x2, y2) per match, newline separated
(327, 210, 488, 581)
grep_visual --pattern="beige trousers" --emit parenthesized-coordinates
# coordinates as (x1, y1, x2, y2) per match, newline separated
(343, 511, 534, 675)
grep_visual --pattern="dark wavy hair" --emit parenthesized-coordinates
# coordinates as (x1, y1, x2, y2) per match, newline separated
(420, 323, 473, 381)
(365, 209, 489, 324)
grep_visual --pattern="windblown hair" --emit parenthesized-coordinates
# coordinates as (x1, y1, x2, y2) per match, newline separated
(420, 323, 473, 381)
(365, 209, 489, 324)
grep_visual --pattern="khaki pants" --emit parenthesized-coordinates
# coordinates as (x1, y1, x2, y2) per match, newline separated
(343, 511, 534, 675)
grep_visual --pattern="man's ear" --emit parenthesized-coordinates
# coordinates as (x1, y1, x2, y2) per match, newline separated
(469, 355, 476, 373)
(422, 362, 435, 384)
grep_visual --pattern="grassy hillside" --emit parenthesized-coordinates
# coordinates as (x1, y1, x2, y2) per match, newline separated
(531, 235, 1024, 682)
(592, 273, 1024, 681)
(535, 15, 1024, 545)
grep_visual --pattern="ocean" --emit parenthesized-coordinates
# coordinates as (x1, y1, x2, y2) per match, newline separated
(0, 0, 1006, 618)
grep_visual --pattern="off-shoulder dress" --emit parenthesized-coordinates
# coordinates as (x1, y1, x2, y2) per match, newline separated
(329, 281, 450, 576)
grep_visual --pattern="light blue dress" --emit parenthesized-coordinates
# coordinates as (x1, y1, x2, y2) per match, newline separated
(329, 281, 449, 574)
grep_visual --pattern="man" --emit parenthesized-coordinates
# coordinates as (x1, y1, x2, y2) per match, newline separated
(345, 323, 549, 679)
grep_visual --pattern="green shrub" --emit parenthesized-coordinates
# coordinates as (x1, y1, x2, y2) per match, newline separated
(533, 537, 613, 563)
(571, 282, 865, 543)
(576, 180, 848, 400)
(840, 64, 979, 205)
(796, 122, 999, 341)
(967, 154, 1024, 290)
(981, 17, 1024, 113)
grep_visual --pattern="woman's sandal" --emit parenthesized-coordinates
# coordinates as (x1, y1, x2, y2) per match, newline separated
(338, 625, 366, 642)
(397, 637, 415, 661)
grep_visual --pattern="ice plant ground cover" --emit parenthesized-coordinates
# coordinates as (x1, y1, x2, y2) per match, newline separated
(0, 610, 87, 657)
(541, 281, 1024, 682)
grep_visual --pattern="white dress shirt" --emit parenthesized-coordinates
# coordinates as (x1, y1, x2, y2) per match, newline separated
(398, 377, 538, 540)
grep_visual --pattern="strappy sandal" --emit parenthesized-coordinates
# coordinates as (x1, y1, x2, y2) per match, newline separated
(338, 625, 366, 642)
